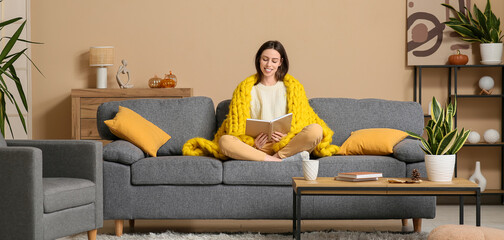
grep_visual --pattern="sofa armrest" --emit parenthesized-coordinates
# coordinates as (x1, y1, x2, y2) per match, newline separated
(393, 138, 425, 163)
(0, 147, 44, 239)
(103, 140, 146, 165)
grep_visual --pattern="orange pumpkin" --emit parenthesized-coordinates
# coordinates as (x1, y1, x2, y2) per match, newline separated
(448, 50, 469, 65)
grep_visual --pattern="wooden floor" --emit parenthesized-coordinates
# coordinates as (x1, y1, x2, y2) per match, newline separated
(96, 205, 504, 235)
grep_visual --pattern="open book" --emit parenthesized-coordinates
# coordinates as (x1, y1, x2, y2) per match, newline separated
(245, 113, 293, 140)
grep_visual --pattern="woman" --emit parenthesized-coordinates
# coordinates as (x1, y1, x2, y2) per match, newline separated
(183, 41, 339, 161)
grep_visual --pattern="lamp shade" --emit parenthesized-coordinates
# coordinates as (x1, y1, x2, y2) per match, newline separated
(89, 46, 114, 66)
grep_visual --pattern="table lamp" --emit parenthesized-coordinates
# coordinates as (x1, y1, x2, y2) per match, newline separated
(89, 46, 114, 88)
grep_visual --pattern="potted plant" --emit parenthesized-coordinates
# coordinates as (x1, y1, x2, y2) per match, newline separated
(442, 0, 503, 64)
(407, 97, 470, 182)
(0, 17, 42, 137)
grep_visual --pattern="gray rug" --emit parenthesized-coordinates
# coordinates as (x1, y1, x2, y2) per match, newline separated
(61, 231, 428, 240)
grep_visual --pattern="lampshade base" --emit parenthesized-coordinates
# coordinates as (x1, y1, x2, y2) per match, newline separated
(96, 67, 108, 89)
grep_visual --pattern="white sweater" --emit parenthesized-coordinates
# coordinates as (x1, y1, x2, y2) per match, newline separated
(250, 81, 287, 120)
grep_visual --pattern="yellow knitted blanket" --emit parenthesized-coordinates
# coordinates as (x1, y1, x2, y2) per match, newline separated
(182, 74, 339, 160)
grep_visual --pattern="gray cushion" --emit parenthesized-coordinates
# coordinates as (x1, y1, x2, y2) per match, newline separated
(97, 97, 216, 156)
(103, 140, 146, 165)
(0, 132, 6, 147)
(43, 178, 95, 213)
(216, 100, 231, 130)
(406, 161, 428, 179)
(131, 156, 223, 185)
(309, 98, 424, 146)
(393, 138, 425, 163)
(317, 155, 407, 178)
(223, 160, 303, 186)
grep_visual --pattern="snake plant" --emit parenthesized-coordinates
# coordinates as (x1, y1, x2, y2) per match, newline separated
(442, 0, 503, 43)
(407, 97, 470, 155)
(0, 17, 42, 137)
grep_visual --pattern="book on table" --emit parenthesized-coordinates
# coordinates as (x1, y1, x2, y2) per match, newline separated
(334, 176, 379, 182)
(245, 113, 292, 140)
(337, 171, 383, 179)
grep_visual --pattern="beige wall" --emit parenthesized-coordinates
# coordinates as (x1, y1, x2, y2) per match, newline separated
(31, 1, 504, 187)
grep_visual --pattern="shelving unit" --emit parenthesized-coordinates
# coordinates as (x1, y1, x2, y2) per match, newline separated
(413, 65, 504, 198)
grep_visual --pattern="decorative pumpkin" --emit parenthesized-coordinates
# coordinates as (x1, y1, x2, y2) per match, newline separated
(448, 50, 469, 65)
(148, 75, 162, 88)
(161, 71, 177, 88)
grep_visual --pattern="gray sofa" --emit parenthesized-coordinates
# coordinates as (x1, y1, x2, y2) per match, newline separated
(97, 96, 435, 236)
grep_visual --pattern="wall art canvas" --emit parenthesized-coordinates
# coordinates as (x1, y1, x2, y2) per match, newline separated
(407, 0, 474, 66)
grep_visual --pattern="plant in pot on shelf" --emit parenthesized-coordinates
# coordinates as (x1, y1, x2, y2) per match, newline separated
(442, 0, 503, 65)
(0, 17, 42, 137)
(407, 97, 470, 182)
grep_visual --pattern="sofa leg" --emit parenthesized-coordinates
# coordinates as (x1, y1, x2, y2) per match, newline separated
(87, 229, 97, 240)
(413, 218, 422, 232)
(129, 219, 135, 229)
(401, 219, 408, 226)
(115, 220, 124, 236)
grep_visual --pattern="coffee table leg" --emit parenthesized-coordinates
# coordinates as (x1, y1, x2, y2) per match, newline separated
(476, 190, 481, 227)
(459, 196, 464, 225)
(296, 191, 301, 240)
(293, 189, 296, 238)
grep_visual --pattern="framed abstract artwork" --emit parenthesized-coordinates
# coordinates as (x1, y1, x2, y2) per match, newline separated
(407, 0, 474, 65)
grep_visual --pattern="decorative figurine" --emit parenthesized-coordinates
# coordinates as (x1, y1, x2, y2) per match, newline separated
(478, 76, 494, 95)
(483, 129, 500, 144)
(116, 59, 133, 89)
(467, 131, 481, 144)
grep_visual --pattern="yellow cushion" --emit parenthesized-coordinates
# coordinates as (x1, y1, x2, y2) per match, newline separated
(336, 128, 408, 155)
(104, 106, 171, 157)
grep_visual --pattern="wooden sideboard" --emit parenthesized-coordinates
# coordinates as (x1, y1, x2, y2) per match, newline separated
(71, 88, 193, 141)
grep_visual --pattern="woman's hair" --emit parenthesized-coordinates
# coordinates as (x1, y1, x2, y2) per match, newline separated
(254, 40, 289, 83)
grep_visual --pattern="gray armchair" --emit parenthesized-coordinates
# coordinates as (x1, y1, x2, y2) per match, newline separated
(0, 133, 103, 240)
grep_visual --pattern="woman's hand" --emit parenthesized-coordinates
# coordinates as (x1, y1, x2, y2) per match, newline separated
(254, 133, 268, 149)
(271, 131, 286, 143)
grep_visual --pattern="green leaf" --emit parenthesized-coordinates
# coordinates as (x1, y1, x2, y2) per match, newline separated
(449, 129, 471, 154)
(437, 130, 457, 155)
(0, 17, 21, 28)
(0, 21, 25, 61)
(8, 65, 28, 111)
(431, 97, 442, 122)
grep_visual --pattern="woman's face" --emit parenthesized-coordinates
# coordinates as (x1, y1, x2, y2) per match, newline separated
(259, 49, 282, 80)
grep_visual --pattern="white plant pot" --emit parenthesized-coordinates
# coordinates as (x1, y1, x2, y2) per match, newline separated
(425, 155, 456, 182)
(480, 43, 503, 65)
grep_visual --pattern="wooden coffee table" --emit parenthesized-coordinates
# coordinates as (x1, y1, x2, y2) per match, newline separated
(292, 177, 481, 240)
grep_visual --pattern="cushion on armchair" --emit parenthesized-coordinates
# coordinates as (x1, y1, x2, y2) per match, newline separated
(43, 178, 96, 213)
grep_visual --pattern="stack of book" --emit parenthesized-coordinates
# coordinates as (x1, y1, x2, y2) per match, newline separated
(335, 172, 383, 182)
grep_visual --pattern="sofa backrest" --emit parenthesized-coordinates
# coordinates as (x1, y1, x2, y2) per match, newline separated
(216, 99, 231, 130)
(215, 98, 424, 146)
(97, 97, 216, 155)
(309, 98, 424, 146)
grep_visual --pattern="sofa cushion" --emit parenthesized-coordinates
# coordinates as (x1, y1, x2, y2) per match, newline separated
(131, 156, 223, 185)
(0, 132, 6, 147)
(223, 160, 303, 185)
(336, 128, 408, 155)
(43, 178, 95, 213)
(222, 155, 406, 186)
(317, 156, 407, 178)
(104, 106, 171, 157)
(309, 98, 424, 146)
(103, 140, 146, 165)
(393, 138, 425, 163)
(97, 97, 216, 155)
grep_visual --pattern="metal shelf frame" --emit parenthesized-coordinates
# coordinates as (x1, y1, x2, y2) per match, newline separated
(413, 64, 504, 203)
